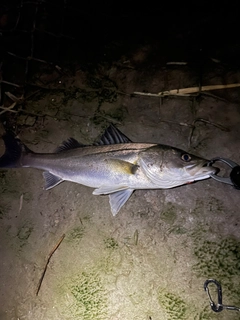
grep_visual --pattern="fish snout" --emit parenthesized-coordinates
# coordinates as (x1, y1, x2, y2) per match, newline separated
(204, 160, 219, 174)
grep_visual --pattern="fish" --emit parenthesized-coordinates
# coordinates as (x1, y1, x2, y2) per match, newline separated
(0, 125, 217, 216)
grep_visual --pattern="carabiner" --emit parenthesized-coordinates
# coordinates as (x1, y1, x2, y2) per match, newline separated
(208, 157, 240, 189)
(204, 279, 240, 312)
(204, 279, 223, 312)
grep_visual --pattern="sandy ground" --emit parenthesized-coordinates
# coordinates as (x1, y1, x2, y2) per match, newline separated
(0, 57, 240, 320)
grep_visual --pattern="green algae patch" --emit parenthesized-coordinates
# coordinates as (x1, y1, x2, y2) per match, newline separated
(17, 224, 33, 247)
(0, 204, 10, 219)
(60, 271, 108, 320)
(0, 207, 4, 219)
(193, 306, 217, 320)
(168, 225, 188, 235)
(65, 226, 85, 243)
(17, 225, 33, 241)
(160, 202, 177, 224)
(192, 197, 224, 218)
(193, 238, 240, 277)
(193, 235, 240, 305)
(158, 290, 187, 320)
(208, 197, 224, 213)
(104, 237, 118, 249)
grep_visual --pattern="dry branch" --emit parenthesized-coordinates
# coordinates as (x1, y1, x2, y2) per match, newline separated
(36, 234, 65, 296)
(0, 102, 17, 115)
(134, 83, 240, 97)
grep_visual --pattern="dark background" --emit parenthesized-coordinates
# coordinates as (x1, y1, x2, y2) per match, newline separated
(1, 1, 240, 65)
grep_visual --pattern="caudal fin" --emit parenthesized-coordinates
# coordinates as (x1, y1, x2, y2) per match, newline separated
(0, 133, 25, 168)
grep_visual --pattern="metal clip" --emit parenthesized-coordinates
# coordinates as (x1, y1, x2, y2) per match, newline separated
(204, 279, 223, 312)
(204, 279, 240, 312)
(208, 157, 240, 189)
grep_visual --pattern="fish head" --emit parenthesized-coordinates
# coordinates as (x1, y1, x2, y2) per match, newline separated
(139, 145, 218, 188)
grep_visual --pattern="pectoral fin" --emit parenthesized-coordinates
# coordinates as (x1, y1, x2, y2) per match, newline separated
(43, 171, 63, 190)
(109, 189, 134, 216)
(92, 184, 134, 216)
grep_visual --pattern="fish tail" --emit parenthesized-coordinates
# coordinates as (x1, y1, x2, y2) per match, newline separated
(0, 133, 32, 168)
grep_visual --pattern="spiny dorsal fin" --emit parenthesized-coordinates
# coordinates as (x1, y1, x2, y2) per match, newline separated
(55, 124, 131, 152)
(55, 138, 85, 153)
(95, 124, 132, 145)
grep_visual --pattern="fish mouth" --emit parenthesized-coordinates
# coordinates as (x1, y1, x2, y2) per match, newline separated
(186, 160, 219, 175)
(204, 160, 220, 175)
(187, 160, 219, 183)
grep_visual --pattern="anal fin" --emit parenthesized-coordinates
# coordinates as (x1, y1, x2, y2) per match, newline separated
(43, 171, 63, 190)
(109, 189, 134, 216)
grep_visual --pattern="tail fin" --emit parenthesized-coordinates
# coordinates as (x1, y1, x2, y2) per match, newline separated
(0, 133, 27, 168)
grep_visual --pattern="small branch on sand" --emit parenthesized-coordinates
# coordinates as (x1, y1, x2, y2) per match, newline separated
(36, 234, 65, 296)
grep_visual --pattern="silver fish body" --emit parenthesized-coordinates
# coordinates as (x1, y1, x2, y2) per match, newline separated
(0, 125, 217, 215)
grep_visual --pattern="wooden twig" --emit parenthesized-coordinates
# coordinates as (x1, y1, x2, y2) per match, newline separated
(134, 83, 240, 97)
(188, 118, 229, 148)
(166, 61, 187, 65)
(19, 194, 23, 213)
(0, 102, 17, 115)
(7, 51, 61, 67)
(193, 118, 229, 132)
(0, 80, 22, 88)
(36, 234, 65, 296)
(5, 92, 24, 103)
(0, 89, 42, 116)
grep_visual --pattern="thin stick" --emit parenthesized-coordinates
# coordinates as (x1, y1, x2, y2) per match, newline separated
(188, 118, 229, 148)
(166, 61, 188, 65)
(0, 89, 41, 115)
(0, 80, 22, 88)
(19, 194, 23, 213)
(7, 51, 59, 67)
(0, 102, 17, 115)
(5, 92, 24, 103)
(134, 83, 240, 97)
(36, 234, 65, 296)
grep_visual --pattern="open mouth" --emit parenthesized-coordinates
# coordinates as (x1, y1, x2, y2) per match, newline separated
(204, 160, 219, 174)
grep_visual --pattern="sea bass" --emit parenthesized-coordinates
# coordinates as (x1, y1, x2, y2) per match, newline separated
(0, 125, 217, 216)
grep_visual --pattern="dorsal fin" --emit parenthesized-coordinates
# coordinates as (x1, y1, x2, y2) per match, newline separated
(95, 124, 132, 145)
(55, 138, 85, 153)
(55, 125, 131, 152)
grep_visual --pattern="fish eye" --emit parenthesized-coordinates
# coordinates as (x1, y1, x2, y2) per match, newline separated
(181, 153, 191, 162)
